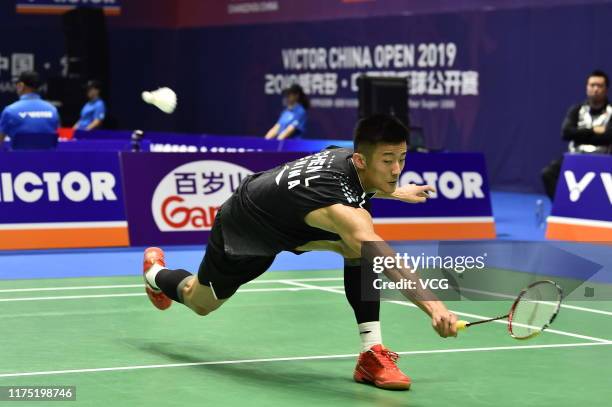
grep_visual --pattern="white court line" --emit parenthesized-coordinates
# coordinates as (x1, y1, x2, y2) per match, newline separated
(0, 342, 609, 379)
(0, 293, 146, 302)
(3, 276, 612, 319)
(3, 277, 612, 319)
(560, 303, 612, 317)
(0, 284, 143, 293)
(0, 277, 344, 294)
(0, 286, 346, 302)
(457, 286, 612, 318)
(423, 307, 611, 344)
(281, 280, 346, 295)
(281, 280, 612, 344)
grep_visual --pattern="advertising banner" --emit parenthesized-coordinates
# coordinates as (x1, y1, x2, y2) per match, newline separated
(122, 151, 495, 246)
(546, 154, 612, 241)
(372, 152, 495, 240)
(0, 151, 129, 249)
(122, 152, 302, 246)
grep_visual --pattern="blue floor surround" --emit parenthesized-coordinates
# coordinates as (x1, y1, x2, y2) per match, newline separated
(3, 191, 608, 281)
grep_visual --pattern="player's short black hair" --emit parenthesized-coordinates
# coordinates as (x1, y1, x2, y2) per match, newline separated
(353, 114, 409, 157)
(15, 71, 41, 89)
(588, 70, 609, 88)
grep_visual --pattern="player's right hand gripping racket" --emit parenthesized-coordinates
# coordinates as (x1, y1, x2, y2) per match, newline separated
(455, 280, 563, 340)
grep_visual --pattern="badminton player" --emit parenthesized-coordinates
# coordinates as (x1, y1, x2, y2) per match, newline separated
(142, 114, 458, 390)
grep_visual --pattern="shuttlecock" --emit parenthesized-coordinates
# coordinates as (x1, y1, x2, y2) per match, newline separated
(142, 87, 177, 114)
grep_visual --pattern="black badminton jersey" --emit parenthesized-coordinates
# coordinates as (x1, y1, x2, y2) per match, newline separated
(219, 147, 374, 256)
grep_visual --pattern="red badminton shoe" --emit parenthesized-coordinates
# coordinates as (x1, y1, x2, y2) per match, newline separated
(353, 344, 411, 390)
(142, 247, 172, 310)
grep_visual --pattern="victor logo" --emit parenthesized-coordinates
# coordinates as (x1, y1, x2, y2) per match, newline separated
(17, 111, 53, 119)
(0, 171, 116, 203)
(399, 171, 485, 199)
(564, 171, 612, 203)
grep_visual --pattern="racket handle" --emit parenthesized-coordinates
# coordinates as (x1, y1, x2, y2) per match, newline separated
(455, 320, 469, 330)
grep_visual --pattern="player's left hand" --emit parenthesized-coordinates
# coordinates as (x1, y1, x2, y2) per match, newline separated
(392, 184, 435, 203)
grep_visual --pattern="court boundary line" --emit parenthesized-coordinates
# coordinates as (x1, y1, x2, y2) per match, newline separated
(2, 276, 612, 318)
(4, 276, 612, 318)
(0, 342, 608, 379)
(0, 285, 347, 302)
(276, 278, 612, 319)
(281, 280, 612, 344)
(455, 286, 612, 318)
(0, 277, 343, 294)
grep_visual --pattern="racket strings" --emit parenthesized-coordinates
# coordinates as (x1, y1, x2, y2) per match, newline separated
(510, 282, 562, 339)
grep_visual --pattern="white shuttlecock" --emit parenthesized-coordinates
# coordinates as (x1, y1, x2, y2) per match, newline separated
(142, 87, 177, 114)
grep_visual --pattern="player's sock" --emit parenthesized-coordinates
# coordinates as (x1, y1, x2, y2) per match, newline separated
(344, 258, 382, 349)
(358, 321, 382, 352)
(145, 263, 165, 290)
(155, 269, 193, 303)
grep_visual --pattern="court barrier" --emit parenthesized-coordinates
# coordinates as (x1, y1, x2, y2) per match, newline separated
(0, 134, 496, 250)
(546, 154, 612, 242)
(0, 151, 128, 250)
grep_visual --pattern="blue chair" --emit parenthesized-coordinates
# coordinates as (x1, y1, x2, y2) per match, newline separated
(11, 132, 59, 150)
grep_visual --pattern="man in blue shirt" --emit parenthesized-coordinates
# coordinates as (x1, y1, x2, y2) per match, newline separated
(74, 80, 106, 131)
(0, 71, 60, 144)
(265, 84, 309, 140)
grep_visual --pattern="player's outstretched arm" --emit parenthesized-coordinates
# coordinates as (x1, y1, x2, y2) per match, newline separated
(374, 184, 435, 203)
(306, 204, 457, 338)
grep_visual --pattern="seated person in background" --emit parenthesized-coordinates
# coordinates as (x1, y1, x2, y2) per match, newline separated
(542, 70, 612, 200)
(0, 71, 60, 145)
(73, 80, 106, 131)
(265, 84, 309, 140)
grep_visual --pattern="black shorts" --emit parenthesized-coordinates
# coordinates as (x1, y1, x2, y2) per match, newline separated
(197, 212, 276, 300)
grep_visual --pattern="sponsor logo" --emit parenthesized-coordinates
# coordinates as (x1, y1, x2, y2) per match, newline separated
(17, 111, 54, 119)
(0, 171, 117, 203)
(399, 171, 485, 199)
(151, 160, 253, 231)
(563, 170, 612, 203)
